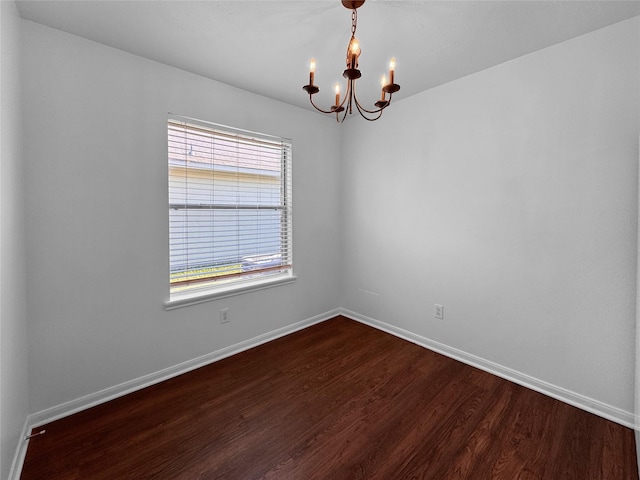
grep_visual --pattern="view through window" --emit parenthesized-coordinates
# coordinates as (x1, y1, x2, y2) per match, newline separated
(168, 116, 293, 302)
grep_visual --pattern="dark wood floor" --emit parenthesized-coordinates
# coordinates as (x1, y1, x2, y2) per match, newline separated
(21, 316, 637, 479)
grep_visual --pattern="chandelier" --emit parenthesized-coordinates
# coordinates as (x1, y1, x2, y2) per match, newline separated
(302, 0, 400, 123)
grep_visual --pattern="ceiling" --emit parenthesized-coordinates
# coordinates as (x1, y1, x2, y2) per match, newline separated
(16, 0, 640, 114)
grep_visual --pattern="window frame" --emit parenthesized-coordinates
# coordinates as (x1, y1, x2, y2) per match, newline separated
(165, 115, 295, 310)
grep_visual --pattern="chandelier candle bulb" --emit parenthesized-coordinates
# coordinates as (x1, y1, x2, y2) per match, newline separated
(349, 38, 360, 68)
(380, 75, 387, 100)
(309, 59, 316, 85)
(334, 83, 341, 105)
(389, 57, 396, 85)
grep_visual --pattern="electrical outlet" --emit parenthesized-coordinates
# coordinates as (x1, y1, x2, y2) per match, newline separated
(434, 304, 444, 320)
(220, 307, 230, 324)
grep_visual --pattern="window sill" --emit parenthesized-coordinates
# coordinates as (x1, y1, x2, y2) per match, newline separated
(164, 273, 297, 311)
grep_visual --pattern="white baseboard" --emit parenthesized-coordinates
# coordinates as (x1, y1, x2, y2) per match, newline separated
(340, 308, 636, 429)
(8, 419, 31, 480)
(9, 308, 340, 480)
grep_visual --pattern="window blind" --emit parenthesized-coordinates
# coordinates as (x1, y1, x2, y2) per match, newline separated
(168, 116, 292, 297)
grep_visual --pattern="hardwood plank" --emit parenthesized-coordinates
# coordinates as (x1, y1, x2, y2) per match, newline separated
(21, 316, 638, 479)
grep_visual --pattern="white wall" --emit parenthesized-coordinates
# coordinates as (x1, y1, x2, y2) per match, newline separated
(342, 18, 639, 418)
(0, 1, 29, 478)
(21, 20, 342, 414)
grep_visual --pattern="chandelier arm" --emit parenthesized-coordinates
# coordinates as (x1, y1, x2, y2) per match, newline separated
(338, 106, 349, 123)
(336, 81, 352, 123)
(352, 80, 385, 114)
(309, 95, 337, 115)
(339, 79, 352, 111)
(354, 97, 384, 121)
(353, 93, 384, 115)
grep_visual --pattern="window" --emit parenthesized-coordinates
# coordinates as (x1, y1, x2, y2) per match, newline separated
(167, 116, 293, 307)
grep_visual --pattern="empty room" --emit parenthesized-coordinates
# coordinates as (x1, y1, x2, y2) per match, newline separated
(1, 0, 639, 478)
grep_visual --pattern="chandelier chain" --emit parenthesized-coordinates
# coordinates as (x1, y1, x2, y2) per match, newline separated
(351, 9, 357, 36)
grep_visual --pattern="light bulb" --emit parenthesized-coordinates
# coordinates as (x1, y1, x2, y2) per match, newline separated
(389, 57, 396, 84)
(350, 38, 361, 56)
(348, 37, 361, 69)
(309, 58, 316, 85)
